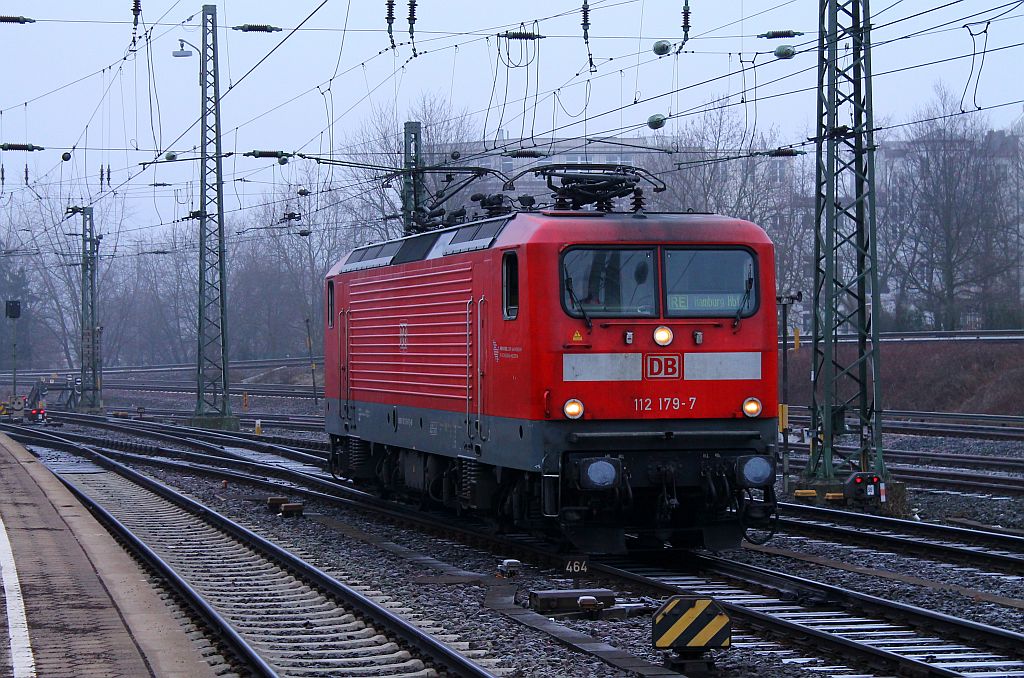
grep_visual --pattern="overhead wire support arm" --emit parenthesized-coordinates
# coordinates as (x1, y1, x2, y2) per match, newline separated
(379, 165, 513, 187)
(294, 152, 400, 173)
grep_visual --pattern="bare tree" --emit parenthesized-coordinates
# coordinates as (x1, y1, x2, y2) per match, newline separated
(885, 86, 1019, 329)
(333, 92, 479, 245)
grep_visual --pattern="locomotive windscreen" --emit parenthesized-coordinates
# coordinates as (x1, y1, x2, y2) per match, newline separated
(562, 248, 658, 317)
(663, 248, 757, 317)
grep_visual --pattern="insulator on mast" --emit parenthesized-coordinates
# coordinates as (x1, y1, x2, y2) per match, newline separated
(581, 1, 596, 72)
(385, 0, 396, 49)
(681, 0, 691, 44)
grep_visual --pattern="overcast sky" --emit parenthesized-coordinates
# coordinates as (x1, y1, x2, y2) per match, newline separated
(1, 0, 1021, 240)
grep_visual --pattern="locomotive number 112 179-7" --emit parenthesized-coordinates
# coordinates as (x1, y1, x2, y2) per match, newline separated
(633, 396, 696, 412)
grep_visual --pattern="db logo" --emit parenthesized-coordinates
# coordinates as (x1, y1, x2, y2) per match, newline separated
(645, 354, 681, 379)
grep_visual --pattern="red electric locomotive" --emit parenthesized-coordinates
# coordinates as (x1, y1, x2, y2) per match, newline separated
(324, 166, 778, 552)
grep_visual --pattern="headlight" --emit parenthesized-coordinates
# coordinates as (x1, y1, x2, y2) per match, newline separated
(578, 457, 621, 489)
(563, 398, 584, 419)
(742, 397, 762, 417)
(737, 455, 774, 487)
(653, 326, 674, 346)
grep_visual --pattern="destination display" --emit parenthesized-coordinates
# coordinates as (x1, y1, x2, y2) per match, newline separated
(667, 293, 744, 312)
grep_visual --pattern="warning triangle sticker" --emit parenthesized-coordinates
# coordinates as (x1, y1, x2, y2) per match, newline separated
(572, 330, 584, 342)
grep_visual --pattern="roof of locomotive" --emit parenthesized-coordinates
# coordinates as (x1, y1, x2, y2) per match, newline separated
(327, 210, 771, 277)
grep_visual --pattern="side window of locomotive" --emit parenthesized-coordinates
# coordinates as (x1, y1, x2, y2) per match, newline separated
(502, 251, 519, 320)
(663, 248, 758, 317)
(561, 248, 657, 317)
(327, 281, 335, 328)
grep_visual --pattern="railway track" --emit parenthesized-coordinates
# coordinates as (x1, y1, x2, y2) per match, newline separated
(776, 502, 1024, 572)
(780, 438, 1024, 474)
(787, 407, 1024, 441)
(38, 379, 1024, 438)
(2, 424, 496, 678)
(599, 553, 1024, 677)
(107, 408, 327, 433)
(10, 415, 1024, 677)
(783, 453, 1024, 497)
(62, 408, 1024, 498)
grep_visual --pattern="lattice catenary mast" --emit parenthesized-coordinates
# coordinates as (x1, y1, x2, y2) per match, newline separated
(192, 4, 238, 430)
(806, 0, 888, 483)
(67, 205, 102, 413)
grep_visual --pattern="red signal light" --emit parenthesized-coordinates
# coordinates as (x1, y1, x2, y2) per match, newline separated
(871, 476, 880, 483)
(854, 476, 863, 484)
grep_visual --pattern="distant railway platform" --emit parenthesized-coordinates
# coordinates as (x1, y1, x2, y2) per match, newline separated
(0, 433, 215, 678)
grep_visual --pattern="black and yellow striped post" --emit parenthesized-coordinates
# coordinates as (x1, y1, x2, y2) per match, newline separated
(652, 595, 730, 652)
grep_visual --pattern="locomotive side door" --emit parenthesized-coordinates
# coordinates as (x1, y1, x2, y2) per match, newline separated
(466, 256, 497, 450)
(335, 278, 352, 428)
(465, 261, 486, 448)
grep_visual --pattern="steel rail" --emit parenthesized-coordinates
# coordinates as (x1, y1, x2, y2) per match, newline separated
(0, 425, 279, 677)
(777, 503, 1024, 571)
(780, 502, 1024, 550)
(4, 424, 496, 678)
(51, 411, 327, 465)
(782, 440, 1024, 474)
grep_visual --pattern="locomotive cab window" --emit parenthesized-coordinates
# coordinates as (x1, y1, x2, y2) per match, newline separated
(327, 281, 335, 328)
(502, 251, 519, 320)
(561, 248, 657, 318)
(663, 248, 758, 317)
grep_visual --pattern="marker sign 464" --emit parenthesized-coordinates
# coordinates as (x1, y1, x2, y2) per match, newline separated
(562, 557, 589, 575)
